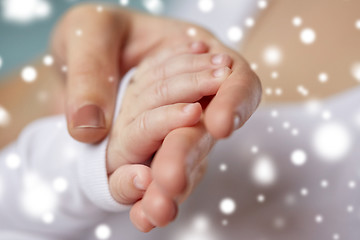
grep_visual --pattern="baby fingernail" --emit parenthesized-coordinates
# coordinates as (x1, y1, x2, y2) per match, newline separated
(233, 113, 241, 131)
(73, 104, 105, 129)
(133, 176, 146, 190)
(211, 54, 225, 65)
(213, 67, 230, 78)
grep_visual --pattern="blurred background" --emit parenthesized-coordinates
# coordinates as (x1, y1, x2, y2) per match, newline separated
(0, 0, 145, 79)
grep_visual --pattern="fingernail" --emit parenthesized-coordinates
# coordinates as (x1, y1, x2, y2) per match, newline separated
(211, 54, 225, 65)
(213, 67, 230, 78)
(233, 113, 241, 131)
(183, 103, 197, 114)
(133, 176, 146, 190)
(73, 104, 105, 129)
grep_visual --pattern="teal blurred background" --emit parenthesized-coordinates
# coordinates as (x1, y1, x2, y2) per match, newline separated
(0, 0, 177, 81)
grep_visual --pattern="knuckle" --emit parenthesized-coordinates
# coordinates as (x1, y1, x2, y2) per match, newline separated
(71, 60, 101, 79)
(195, 25, 215, 38)
(154, 80, 169, 102)
(119, 185, 132, 203)
(114, 181, 130, 203)
(190, 72, 203, 93)
(110, 174, 125, 202)
(189, 54, 207, 70)
(63, 4, 97, 27)
(189, 54, 200, 70)
(154, 49, 170, 63)
(64, 4, 93, 18)
(153, 65, 167, 81)
(110, 168, 137, 204)
(138, 111, 149, 132)
(63, 4, 119, 36)
(64, 3, 114, 22)
(136, 59, 151, 75)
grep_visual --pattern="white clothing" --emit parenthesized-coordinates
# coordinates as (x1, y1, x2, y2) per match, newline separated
(168, 0, 260, 49)
(0, 69, 134, 240)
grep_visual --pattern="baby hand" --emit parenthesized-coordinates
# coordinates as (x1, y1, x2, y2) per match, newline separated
(106, 44, 232, 230)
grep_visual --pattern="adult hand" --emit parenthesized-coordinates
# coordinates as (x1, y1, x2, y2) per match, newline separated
(52, 3, 261, 143)
(52, 3, 262, 232)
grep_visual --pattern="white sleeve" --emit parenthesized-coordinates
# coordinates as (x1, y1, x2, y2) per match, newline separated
(0, 69, 135, 240)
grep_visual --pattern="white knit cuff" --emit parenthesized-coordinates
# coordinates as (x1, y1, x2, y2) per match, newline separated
(78, 68, 136, 212)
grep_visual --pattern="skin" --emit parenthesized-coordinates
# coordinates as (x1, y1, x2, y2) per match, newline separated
(0, 2, 261, 232)
(50, 4, 261, 231)
(51, 4, 262, 143)
(0, 3, 261, 232)
(107, 48, 234, 230)
(107, 48, 233, 205)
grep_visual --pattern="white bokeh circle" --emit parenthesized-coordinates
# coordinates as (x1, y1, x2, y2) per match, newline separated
(95, 224, 111, 240)
(252, 156, 277, 186)
(355, 19, 360, 30)
(2, 0, 52, 23)
(42, 212, 54, 224)
(245, 17, 255, 28)
(198, 0, 214, 12)
(351, 62, 360, 82)
(43, 55, 54, 66)
(21, 173, 58, 218)
(119, 0, 129, 6)
(21, 66, 37, 83)
(0, 106, 11, 127)
(5, 153, 21, 169)
(263, 46, 282, 65)
(143, 0, 164, 14)
(53, 177, 68, 193)
(312, 122, 351, 162)
(300, 28, 316, 44)
(192, 215, 209, 232)
(315, 214, 323, 223)
(258, 0, 268, 9)
(227, 26, 243, 42)
(219, 198, 236, 215)
(292, 16, 302, 27)
(291, 149, 307, 166)
(318, 72, 328, 83)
